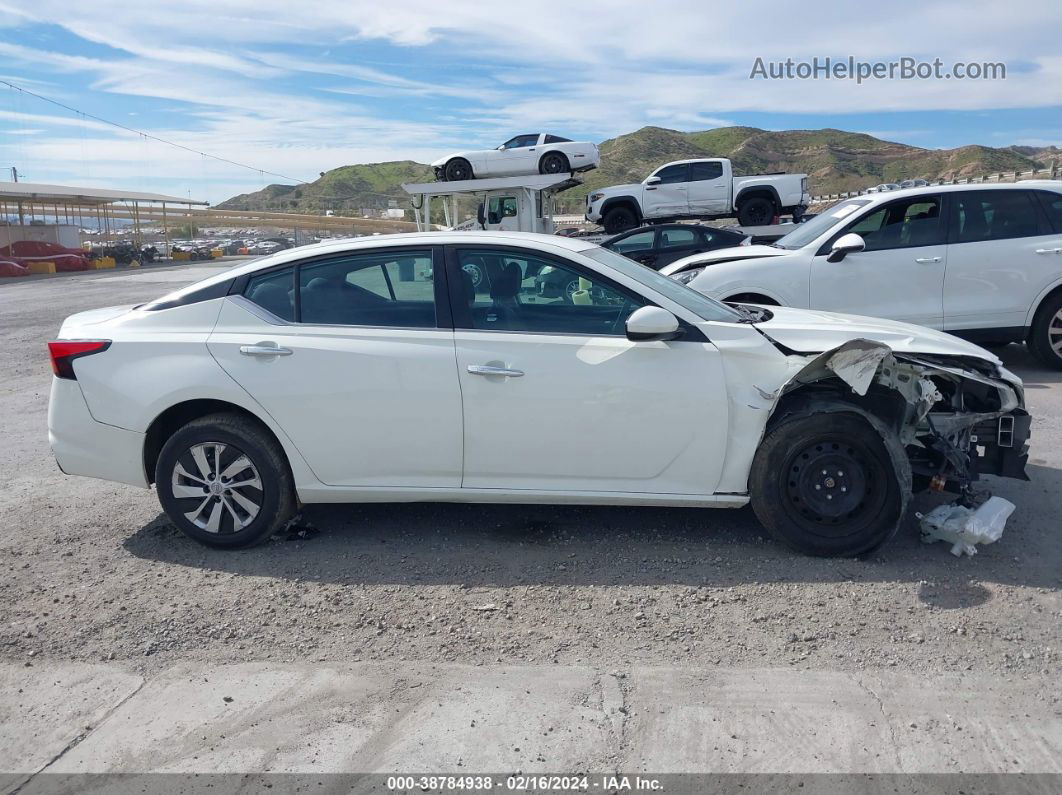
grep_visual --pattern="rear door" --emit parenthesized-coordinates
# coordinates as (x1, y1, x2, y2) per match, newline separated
(207, 247, 463, 488)
(809, 194, 947, 328)
(643, 163, 691, 217)
(686, 161, 729, 214)
(943, 189, 1062, 333)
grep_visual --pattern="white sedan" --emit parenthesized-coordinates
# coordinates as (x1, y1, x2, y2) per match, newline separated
(48, 232, 1029, 556)
(432, 134, 599, 181)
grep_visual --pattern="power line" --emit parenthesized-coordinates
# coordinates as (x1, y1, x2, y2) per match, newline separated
(1, 78, 309, 185)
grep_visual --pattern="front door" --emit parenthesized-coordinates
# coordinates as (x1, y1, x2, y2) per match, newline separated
(446, 245, 729, 495)
(207, 247, 463, 488)
(810, 194, 947, 328)
(642, 163, 691, 218)
(493, 134, 541, 176)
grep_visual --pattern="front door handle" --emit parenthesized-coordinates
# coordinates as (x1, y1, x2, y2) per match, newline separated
(1035, 248, 1061, 255)
(467, 364, 524, 377)
(240, 343, 293, 357)
(915, 256, 942, 263)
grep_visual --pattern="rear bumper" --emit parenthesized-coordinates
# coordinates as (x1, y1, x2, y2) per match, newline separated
(48, 378, 149, 488)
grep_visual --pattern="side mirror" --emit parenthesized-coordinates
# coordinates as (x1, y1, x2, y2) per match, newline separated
(625, 305, 682, 342)
(645, 176, 661, 185)
(827, 232, 865, 262)
(476, 203, 485, 226)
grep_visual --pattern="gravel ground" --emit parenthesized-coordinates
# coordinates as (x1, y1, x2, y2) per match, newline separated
(1, 264, 1060, 684)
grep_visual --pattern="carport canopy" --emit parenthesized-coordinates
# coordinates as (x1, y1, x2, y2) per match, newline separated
(0, 181, 207, 206)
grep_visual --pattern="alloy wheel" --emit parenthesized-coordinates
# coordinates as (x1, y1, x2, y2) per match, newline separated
(170, 442, 262, 534)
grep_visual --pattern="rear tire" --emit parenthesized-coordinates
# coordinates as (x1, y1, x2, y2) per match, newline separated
(1027, 291, 1062, 370)
(737, 197, 775, 226)
(602, 206, 637, 234)
(444, 158, 474, 182)
(155, 413, 296, 549)
(539, 152, 570, 175)
(749, 413, 904, 557)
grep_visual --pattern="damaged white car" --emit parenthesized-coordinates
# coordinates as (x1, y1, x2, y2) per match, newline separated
(47, 233, 1029, 556)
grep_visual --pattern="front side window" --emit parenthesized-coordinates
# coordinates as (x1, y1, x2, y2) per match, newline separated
(298, 250, 435, 328)
(652, 163, 689, 184)
(501, 134, 539, 150)
(487, 196, 518, 223)
(841, 196, 944, 251)
(609, 230, 655, 254)
(659, 228, 698, 249)
(950, 190, 1044, 243)
(691, 161, 723, 181)
(453, 248, 646, 336)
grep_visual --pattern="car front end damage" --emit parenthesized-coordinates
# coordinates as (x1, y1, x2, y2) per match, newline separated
(770, 339, 1030, 509)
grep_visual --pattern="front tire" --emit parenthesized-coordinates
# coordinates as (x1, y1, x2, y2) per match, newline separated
(749, 413, 904, 557)
(1028, 291, 1062, 370)
(602, 206, 637, 234)
(444, 158, 474, 182)
(155, 413, 296, 549)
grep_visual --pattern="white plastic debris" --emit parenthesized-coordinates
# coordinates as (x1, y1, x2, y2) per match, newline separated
(917, 496, 1016, 557)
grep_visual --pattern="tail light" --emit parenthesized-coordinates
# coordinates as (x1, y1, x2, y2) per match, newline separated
(47, 340, 111, 380)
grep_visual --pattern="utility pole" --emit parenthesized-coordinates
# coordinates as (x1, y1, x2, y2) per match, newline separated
(8, 166, 18, 182)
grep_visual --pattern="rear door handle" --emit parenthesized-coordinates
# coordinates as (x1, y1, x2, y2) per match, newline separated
(467, 364, 524, 377)
(240, 344, 293, 357)
(915, 256, 942, 263)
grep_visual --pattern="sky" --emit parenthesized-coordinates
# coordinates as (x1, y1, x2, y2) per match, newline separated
(0, 1, 1060, 204)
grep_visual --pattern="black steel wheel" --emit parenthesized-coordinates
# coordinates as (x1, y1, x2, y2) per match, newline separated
(539, 152, 570, 174)
(749, 412, 904, 556)
(444, 158, 474, 182)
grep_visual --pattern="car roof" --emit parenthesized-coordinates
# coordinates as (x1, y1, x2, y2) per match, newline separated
(163, 231, 601, 293)
(848, 180, 1062, 204)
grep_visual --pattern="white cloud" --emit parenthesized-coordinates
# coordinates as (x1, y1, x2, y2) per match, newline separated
(0, 0, 1059, 201)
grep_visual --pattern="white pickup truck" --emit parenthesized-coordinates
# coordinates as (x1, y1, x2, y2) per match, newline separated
(585, 158, 810, 233)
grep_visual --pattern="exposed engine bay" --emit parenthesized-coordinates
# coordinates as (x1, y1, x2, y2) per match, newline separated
(772, 338, 1030, 505)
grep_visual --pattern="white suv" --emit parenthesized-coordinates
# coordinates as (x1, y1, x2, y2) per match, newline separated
(664, 183, 1062, 367)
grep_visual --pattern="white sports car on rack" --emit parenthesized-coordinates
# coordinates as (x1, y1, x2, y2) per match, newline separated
(432, 134, 599, 182)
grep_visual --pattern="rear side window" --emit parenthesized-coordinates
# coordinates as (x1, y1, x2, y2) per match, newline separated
(949, 190, 1045, 243)
(659, 228, 698, 249)
(299, 251, 435, 327)
(241, 250, 436, 327)
(1034, 191, 1062, 233)
(245, 267, 295, 321)
(691, 161, 723, 180)
(543, 134, 571, 144)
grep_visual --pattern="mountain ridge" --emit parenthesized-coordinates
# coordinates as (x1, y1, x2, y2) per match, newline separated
(217, 126, 1062, 214)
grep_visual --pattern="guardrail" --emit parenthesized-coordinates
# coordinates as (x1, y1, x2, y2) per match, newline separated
(809, 165, 1062, 204)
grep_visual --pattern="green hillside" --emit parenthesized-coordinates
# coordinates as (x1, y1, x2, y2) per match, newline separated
(218, 128, 1058, 214)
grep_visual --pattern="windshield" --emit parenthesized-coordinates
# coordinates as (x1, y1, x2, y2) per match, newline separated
(772, 199, 872, 249)
(582, 247, 744, 323)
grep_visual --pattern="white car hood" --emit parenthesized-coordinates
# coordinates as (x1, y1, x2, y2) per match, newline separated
(750, 304, 1001, 362)
(660, 244, 788, 275)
